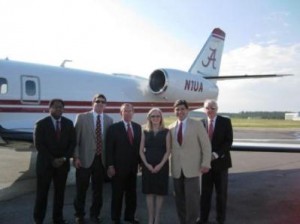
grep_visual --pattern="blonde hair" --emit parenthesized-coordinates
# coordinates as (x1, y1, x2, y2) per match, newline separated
(144, 107, 165, 131)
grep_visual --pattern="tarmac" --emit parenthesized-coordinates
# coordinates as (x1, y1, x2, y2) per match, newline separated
(1, 128, 300, 224)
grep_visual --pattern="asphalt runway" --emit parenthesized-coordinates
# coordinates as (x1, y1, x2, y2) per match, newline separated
(1, 128, 300, 224)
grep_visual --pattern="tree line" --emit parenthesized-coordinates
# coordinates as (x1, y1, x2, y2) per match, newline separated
(220, 111, 288, 120)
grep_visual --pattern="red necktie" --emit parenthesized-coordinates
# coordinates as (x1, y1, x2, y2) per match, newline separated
(177, 122, 183, 145)
(127, 123, 133, 145)
(208, 119, 214, 140)
(96, 115, 102, 155)
(56, 120, 61, 140)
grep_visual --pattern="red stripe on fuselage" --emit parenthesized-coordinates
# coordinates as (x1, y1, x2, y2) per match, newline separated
(0, 100, 203, 113)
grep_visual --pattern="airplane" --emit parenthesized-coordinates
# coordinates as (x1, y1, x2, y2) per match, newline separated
(0, 27, 297, 152)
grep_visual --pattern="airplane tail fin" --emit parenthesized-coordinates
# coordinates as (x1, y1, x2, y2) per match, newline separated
(188, 28, 225, 79)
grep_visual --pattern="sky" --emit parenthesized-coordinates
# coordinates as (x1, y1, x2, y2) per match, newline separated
(0, 0, 299, 113)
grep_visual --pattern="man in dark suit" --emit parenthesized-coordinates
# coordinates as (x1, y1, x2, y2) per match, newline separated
(33, 99, 76, 224)
(73, 94, 113, 224)
(199, 99, 233, 224)
(106, 103, 142, 224)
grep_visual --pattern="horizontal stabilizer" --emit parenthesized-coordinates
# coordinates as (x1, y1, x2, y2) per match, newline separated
(204, 74, 293, 80)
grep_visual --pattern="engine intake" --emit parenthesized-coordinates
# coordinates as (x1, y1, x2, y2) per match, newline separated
(149, 69, 168, 94)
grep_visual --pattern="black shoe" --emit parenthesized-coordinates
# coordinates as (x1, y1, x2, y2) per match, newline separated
(196, 221, 208, 224)
(90, 216, 102, 223)
(53, 219, 68, 224)
(124, 218, 139, 224)
(75, 216, 85, 224)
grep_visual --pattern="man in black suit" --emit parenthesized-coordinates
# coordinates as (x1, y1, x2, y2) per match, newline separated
(106, 103, 142, 224)
(199, 99, 233, 224)
(33, 99, 76, 224)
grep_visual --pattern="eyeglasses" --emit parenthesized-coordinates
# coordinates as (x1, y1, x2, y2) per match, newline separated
(150, 115, 161, 118)
(94, 100, 106, 104)
(205, 107, 216, 111)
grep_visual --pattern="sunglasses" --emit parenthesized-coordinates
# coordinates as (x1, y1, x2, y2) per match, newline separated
(150, 115, 161, 118)
(94, 100, 106, 104)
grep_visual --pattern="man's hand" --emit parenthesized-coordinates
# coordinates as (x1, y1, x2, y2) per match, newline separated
(52, 157, 66, 168)
(200, 166, 210, 174)
(73, 158, 82, 169)
(107, 166, 116, 178)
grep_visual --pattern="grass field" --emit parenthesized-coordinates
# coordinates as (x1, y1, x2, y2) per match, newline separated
(164, 116, 300, 128)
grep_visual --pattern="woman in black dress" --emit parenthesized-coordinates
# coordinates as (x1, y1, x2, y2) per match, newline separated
(139, 107, 171, 224)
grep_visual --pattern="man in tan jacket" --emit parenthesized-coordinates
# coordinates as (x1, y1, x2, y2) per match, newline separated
(169, 100, 211, 224)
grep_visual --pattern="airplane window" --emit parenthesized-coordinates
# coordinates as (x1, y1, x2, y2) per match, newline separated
(25, 80, 36, 96)
(0, 78, 8, 94)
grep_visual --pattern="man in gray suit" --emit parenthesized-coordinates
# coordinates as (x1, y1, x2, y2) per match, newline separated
(73, 94, 113, 224)
(169, 100, 211, 224)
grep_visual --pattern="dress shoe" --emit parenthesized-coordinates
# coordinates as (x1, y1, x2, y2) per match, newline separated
(124, 218, 139, 224)
(196, 221, 208, 224)
(90, 216, 102, 223)
(53, 219, 68, 224)
(75, 216, 85, 224)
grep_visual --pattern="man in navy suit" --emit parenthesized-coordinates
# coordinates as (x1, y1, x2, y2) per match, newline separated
(106, 103, 142, 224)
(33, 99, 76, 224)
(199, 99, 233, 224)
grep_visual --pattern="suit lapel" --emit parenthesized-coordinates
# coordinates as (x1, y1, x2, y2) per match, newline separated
(103, 114, 108, 132)
(87, 112, 96, 139)
(182, 118, 192, 146)
(213, 116, 219, 136)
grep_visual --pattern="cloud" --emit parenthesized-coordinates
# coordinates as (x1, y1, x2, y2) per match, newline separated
(217, 43, 300, 112)
(0, 0, 192, 76)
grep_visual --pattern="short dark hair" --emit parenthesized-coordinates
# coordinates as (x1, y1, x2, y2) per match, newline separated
(49, 98, 64, 108)
(173, 99, 189, 109)
(92, 93, 107, 103)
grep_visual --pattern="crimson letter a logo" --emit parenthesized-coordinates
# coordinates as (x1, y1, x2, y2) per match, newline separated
(202, 48, 217, 69)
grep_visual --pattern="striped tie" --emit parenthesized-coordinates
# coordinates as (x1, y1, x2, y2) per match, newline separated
(96, 115, 102, 155)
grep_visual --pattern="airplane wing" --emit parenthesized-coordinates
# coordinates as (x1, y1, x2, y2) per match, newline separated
(0, 126, 33, 142)
(232, 142, 300, 153)
(204, 74, 292, 80)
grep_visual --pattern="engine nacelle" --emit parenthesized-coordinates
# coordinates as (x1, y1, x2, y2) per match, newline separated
(149, 69, 219, 102)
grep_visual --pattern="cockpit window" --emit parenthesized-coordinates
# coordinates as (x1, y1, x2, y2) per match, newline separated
(0, 78, 8, 94)
(25, 80, 36, 96)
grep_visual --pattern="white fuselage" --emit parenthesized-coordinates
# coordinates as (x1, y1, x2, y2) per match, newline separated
(0, 60, 219, 131)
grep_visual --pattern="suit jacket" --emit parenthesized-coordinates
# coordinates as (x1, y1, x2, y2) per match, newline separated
(106, 121, 142, 176)
(202, 115, 233, 171)
(169, 117, 212, 179)
(74, 111, 113, 168)
(34, 116, 76, 175)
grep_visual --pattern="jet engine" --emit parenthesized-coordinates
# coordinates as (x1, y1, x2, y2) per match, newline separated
(148, 69, 218, 102)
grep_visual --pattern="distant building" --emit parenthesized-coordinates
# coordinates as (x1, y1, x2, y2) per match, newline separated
(285, 112, 300, 121)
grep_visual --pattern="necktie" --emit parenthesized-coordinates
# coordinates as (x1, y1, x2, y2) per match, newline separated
(177, 122, 183, 145)
(96, 115, 102, 155)
(56, 120, 61, 140)
(208, 119, 214, 140)
(127, 123, 133, 145)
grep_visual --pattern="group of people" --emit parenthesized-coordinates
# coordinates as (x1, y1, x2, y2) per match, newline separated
(33, 94, 233, 224)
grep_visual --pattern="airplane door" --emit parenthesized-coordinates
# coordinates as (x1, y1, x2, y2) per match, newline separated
(21, 75, 40, 103)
